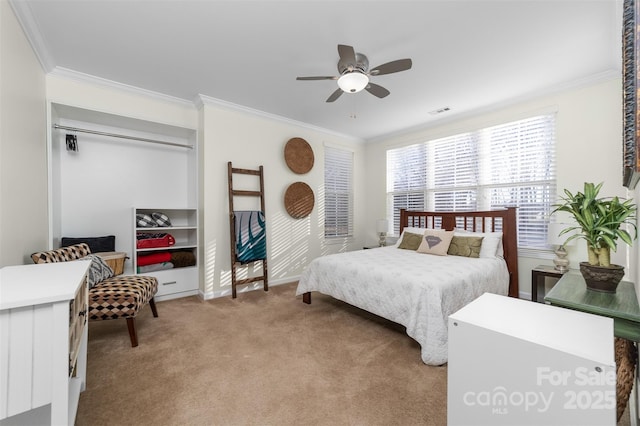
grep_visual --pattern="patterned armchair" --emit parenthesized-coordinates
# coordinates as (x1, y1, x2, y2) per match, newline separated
(31, 243, 158, 347)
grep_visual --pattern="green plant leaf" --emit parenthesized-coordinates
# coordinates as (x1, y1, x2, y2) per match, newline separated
(550, 182, 637, 262)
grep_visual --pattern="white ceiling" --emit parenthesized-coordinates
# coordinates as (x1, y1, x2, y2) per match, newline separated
(12, 0, 622, 141)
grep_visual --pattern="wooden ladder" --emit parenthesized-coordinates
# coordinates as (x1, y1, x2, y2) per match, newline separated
(227, 162, 268, 298)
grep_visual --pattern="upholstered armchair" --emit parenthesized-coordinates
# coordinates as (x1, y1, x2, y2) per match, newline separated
(31, 243, 158, 347)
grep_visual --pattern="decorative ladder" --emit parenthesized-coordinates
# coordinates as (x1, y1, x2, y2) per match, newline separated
(227, 162, 268, 298)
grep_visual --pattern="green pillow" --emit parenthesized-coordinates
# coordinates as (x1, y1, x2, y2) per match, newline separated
(398, 232, 423, 250)
(447, 236, 484, 258)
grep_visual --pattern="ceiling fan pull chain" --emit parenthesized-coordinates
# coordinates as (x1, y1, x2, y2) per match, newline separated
(350, 96, 357, 119)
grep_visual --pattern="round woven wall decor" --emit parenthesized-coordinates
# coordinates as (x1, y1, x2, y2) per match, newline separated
(284, 137, 314, 174)
(284, 182, 315, 219)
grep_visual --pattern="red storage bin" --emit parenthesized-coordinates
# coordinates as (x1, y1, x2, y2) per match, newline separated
(136, 233, 175, 249)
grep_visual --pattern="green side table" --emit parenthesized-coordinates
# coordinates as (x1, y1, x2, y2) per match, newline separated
(544, 271, 640, 342)
(545, 271, 640, 423)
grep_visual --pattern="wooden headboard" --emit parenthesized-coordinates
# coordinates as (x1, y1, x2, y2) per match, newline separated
(399, 207, 519, 298)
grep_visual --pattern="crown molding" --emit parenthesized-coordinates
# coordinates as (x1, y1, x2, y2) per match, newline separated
(49, 67, 196, 109)
(9, 0, 54, 72)
(368, 69, 621, 143)
(46, 67, 364, 143)
(196, 94, 365, 144)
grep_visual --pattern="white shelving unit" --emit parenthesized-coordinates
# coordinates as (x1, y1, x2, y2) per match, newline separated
(133, 208, 198, 301)
(47, 102, 199, 301)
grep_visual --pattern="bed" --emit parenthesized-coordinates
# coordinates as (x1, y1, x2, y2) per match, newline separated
(295, 208, 519, 365)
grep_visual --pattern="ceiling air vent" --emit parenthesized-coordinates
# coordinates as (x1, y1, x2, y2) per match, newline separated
(429, 107, 451, 115)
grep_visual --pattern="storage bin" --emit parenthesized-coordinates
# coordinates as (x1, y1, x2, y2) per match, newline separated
(96, 251, 128, 275)
(136, 233, 175, 249)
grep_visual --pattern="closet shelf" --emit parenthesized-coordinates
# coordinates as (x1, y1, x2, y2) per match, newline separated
(133, 207, 199, 301)
(136, 244, 197, 253)
(136, 226, 197, 232)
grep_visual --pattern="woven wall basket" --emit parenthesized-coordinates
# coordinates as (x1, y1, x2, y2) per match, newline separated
(615, 337, 638, 422)
(284, 182, 314, 219)
(284, 137, 314, 174)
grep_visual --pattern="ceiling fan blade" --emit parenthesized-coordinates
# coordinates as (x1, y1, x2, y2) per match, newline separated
(337, 44, 356, 64)
(296, 76, 338, 81)
(366, 83, 390, 99)
(370, 58, 413, 76)
(326, 88, 343, 103)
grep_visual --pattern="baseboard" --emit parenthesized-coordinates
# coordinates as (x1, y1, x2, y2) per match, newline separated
(200, 275, 300, 300)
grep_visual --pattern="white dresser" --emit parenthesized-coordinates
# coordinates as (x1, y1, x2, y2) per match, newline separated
(448, 293, 615, 426)
(0, 261, 90, 426)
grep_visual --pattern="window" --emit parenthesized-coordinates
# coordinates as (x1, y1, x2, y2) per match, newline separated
(325, 146, 353, 238)
(386, 114, 556, 250)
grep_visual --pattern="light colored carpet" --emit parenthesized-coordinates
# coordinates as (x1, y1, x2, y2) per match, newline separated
(76, 282, 447, 425)
(76, 282, 633, 426)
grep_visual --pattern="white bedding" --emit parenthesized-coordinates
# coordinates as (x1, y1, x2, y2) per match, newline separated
(295, 246, 509, 365)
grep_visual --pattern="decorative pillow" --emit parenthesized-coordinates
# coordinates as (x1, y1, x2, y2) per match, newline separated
(397, 232, 423, 250)
(136, 213, 158, 228)
(84, 254, 114, 288)
(447, 236, 484, 258)
(416, 230, 454, 256)
(394, 227, 430, 247)
(152, 212, 172, 227)
(61, 235, 115, 253)
(454, 229, 503, 258)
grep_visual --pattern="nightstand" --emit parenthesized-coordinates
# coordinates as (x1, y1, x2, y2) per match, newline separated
(531, 264, 565, 302)
(545, 271, 640, 342)
(544, 272, 640, 423)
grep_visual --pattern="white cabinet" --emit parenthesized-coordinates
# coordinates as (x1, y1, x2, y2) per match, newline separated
(133, 208, 198, 301)
(448, 293, 615, 426)
(0, 261, 90, 426)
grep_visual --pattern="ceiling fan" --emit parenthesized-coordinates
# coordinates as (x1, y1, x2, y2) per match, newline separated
(296, 44, 412, 103)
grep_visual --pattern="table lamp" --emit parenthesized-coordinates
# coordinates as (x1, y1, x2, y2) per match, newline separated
(377, 219, 389, 247)
(547, 222, 576, 272)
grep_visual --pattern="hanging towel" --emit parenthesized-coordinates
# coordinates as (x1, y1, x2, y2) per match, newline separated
(234, 210, 266, 264)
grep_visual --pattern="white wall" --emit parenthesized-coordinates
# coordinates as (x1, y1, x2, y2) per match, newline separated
(50, 112, 195, 264)
(46, 73, 198, 131)
(44, 75, 367, 298)
(44, 76, 199, 272)
(199, 100, 365, 298)
(364, 77, 628, 298)
(0, 0, 47, 266)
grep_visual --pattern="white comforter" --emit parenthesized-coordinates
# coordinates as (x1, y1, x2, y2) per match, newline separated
(296, 246, 509, 365)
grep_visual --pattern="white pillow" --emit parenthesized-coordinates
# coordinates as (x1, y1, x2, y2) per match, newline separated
(394, 227, 431, 247)
(454, 229, 503, 258)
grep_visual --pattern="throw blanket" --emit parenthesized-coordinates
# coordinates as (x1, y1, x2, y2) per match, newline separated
(137, 251, 172, 266)
(171, 251, 197, 268)
(138, 262, 174, 273)
(234, 210, 266, 263)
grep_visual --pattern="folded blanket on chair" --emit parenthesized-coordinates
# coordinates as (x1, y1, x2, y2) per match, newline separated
(234, 210, 266, 264)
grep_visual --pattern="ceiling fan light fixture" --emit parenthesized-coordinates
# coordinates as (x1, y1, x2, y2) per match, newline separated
(337, 72, 369, 93)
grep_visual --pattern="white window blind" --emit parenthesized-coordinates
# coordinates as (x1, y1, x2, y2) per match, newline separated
(386, 143, 426, 232)
(386, 114, 556, 249)
(325, 146, 353, 238)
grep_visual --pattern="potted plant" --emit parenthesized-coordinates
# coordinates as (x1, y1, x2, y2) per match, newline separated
(552, 182, 637, 292)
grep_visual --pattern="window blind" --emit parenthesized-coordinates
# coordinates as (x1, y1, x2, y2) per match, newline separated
(325, 146, 353, 238)
(386, 114, 556, 249)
